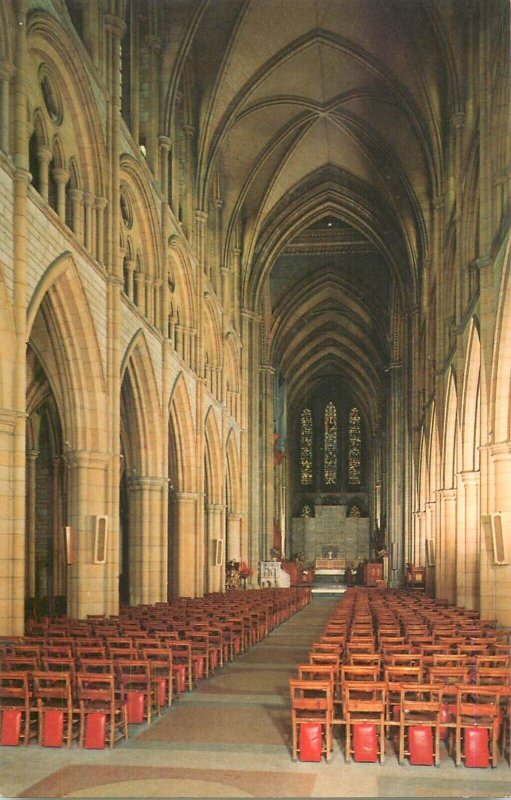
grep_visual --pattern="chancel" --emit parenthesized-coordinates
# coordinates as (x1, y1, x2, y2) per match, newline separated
(0, 0, 509, 796)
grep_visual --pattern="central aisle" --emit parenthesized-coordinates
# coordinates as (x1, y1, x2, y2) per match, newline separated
(5, 595, 511, 798)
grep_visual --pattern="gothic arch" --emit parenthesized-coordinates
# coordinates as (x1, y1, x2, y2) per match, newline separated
(204, 406, 223, 505)
(442, 369, 458, 490)
(491, 235, 511, 443)
(27, 254, 107, 452)
(28, 11, 106, 197)
(120, 157, 162, 279)
(461, 319, 481, 472)
(226, 428, 241, 515)
(168, 372, 196, 493)
(120, 329, 162, 477)
(168, 238, 196, 327)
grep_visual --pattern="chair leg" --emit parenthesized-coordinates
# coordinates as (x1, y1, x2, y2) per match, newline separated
(345, 721, 351, 762)
(455, 726, 462, 767)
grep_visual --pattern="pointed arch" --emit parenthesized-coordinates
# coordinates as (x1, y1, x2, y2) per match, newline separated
(442, 369, 458, 490)
(427, 403, 439, 501)
(120, 329, 162, 476)
(418, 426, 428, 510)
(27, 254, 107, 451)
(491, 234, 511, 443)
(168, 238, 196, 328)
(226, 427, 241, 514)
(461, 319, 481, 472)
(204, 406, 223, 504)
(168, 372, 196, 493)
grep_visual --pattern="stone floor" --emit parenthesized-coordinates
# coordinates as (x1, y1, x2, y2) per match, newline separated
(1, 597, 510, 798)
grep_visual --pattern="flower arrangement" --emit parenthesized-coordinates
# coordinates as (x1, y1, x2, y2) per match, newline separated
(239, 561, 253, 578)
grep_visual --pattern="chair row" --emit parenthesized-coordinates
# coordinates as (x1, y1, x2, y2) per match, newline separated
(290, 587, 510, 766)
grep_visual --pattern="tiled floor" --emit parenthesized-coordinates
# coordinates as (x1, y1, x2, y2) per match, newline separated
(1, 597, 510, 798)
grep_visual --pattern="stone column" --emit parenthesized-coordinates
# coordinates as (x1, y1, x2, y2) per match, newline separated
(145, 276, 153, 323)
(7, 0, 30, 636)
(83, 191, 94, 252)
(487, 444, 511, 626)
(69, 188, 84, 242)
(260, 364, 275, 563)
(95, 197, 107, 264)
(65, 450, 110, 618)
(25, 449, 39, 598)
(387, 363, 404, 586)
(0, 62, 14, 153)
(52, 167, 69, 221)
(240, 308, 262, 574)
(36, 145, 52, 202)
(128, 477, 167, 606)
(104, 7, 125, 615)
(124, 258, 135, 302)
(227, 512, 242, 562)
(206, 503, 225, 593)
(438, 488, 457, 604)
(169, 491, 199, 597)
(457, 470, 480, 609)
(134, 272, 146, 315)
(159, 136, 171, 201)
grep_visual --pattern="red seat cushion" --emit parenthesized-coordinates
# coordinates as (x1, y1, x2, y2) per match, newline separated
(353, 723, 377, 762)
(299, 722, 322, 762)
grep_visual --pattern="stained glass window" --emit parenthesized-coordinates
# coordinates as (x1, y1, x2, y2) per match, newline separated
(348, 406, 362, 484)
(300, 408, 313, 485)
(324, 401, 337, 484)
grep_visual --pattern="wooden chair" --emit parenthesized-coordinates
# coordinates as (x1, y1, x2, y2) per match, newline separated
(386, 653, 423, 669)
(343, 680, 387, 763)
(384, 665, 423, 729)
(76, 672, 128, 748)
(32, 671, 77, 747)
(116, 659, 157, 725)
(398, 683, 443, 766)
(455, 684, 501, 767)
(348, 653, 381, 670)
(142, 648, 174, 708)
(0, 671, 36, 745)
(289, 678, 333, 761)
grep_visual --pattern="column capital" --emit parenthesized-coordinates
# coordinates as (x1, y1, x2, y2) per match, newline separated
(159, 135, 172, 151)
(52, 167, 69, 185)
(104, 14, 126, 39)
(474, 254, 492, 270)
(68, 187, 84, 203)
(36, 144, 52, 164)
(240, 306, 261, 323)
(451, 111, 466, 129)
(459, 469, 480, 487)
(0, 61, 15, 81)
(83, 191, 95, 208)
(95, 196, 108, 211)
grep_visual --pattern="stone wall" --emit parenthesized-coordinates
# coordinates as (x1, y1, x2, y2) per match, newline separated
(291, 504, 370, 567)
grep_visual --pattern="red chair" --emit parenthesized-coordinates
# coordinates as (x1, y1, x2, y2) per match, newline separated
(32, 671, 77, 747)
(76, 673, 128, 748)
(290, 678, 333, 762)
(455, 685, 501, 767)
(398, 683, 443, 766)
(116, 659, 157, 725)
(0, 671, 36, 745)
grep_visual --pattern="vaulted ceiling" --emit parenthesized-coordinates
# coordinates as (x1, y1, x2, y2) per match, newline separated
(160, 0, 465, 428)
